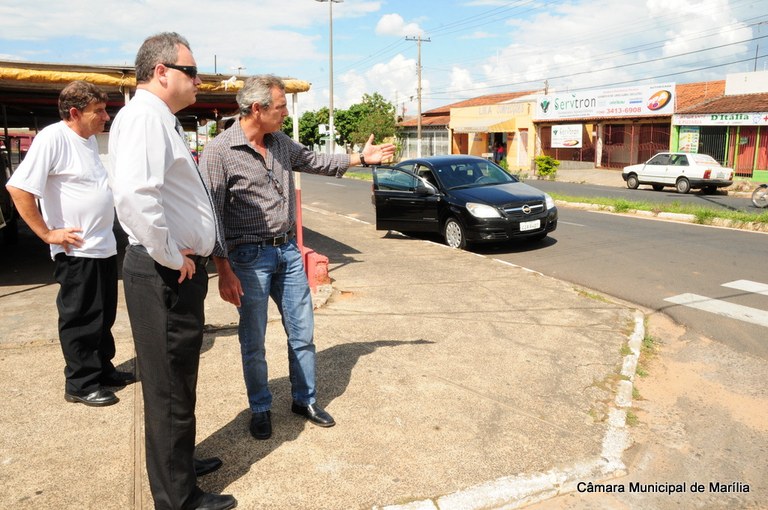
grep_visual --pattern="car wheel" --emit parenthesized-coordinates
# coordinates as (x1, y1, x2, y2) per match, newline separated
(626, 174, 639, 189)
(676, 177, 691, 194)
(652, 184, 664, 191)
(443, 217, 467, 249)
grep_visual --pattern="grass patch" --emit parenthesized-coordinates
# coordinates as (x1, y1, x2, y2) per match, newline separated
(344, 170, 374, 180)
(551, 193, 768, 226)
(576, 288, 613, 304)
(626, 409, 639, 427)
(636, 333, 658, 378)
(612, 199, 633, 214)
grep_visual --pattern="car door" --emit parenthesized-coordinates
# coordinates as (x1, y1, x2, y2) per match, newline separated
(667, 154, 690, 184)
(372, 166, 440, 232)
(642, 153, 671, 183)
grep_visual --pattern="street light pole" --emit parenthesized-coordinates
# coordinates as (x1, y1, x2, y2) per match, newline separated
(316, 0, 343, 154)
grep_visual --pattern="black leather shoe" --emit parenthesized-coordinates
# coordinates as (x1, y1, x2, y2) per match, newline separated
(291, 402, 335, 427)
(193, 492, 237, 510)
(64, 388, 118, 407)
(194, 456, 222, 477)
(100, 371, 137, 387)
(249, 411, 272, 439)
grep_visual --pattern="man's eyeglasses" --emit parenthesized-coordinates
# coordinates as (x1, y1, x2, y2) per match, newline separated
(162, 63, 198, 79)
(267, 169, 286, 199)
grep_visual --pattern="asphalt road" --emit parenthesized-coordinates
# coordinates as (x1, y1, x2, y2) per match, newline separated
(300, 173, 768, 360)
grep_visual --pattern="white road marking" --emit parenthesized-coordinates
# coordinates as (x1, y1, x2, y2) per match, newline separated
(664, 293, 768, 328)
(722, 280, 768, 297)
(559, 220, 585, 227)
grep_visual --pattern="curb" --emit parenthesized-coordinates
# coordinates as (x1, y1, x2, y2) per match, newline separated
(555, 200, 768, 233)
(369, 245, 646, 510)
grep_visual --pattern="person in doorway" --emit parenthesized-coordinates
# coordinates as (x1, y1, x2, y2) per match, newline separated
(6, 80, 134, 408)
(108, 32, 236, 510)
(495, 142, 505, 163)
(200, 74, 395, 440)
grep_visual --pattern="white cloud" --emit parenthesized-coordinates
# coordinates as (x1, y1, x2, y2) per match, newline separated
(375, 13, 424, 37)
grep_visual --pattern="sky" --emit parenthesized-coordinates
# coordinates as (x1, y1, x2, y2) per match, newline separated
(0, 0, 766, 118)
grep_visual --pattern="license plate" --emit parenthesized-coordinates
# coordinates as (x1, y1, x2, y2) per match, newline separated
(716, 172, 725, 179)
(520, 219, 541, 232)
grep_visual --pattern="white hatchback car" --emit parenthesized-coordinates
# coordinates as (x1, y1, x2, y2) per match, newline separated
(622, 152, 734, 194)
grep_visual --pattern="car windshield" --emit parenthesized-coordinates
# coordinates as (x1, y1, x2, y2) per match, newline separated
(432, 160, 517, 190)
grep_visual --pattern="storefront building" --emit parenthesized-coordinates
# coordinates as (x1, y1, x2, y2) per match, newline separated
(672, 72, 768, 180)
(398, 92, 528, 159)
(533, 83, 676, 168)
(448, 96, 536, 172)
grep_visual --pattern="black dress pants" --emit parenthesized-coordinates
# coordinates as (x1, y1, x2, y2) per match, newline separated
(53, 253, 118, 394)
(122, 245, 208, 510)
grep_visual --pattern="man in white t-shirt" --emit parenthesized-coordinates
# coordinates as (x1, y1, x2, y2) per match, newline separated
(6, 80, 135, 407)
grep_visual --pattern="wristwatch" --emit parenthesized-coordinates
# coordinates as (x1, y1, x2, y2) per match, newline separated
(358, 151, 369, 167)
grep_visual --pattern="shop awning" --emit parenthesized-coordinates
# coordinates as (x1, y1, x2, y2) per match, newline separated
(450, 117, 516, 133)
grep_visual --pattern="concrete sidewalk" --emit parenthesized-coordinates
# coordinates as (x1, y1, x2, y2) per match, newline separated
(1, 203, 639, 509)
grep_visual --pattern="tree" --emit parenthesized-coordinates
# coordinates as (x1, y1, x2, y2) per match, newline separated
(349, 92, 396, 146)
(285, 92, 396, 151)
(281, 116, 293, 138)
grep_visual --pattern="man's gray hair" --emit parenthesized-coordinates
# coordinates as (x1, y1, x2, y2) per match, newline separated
(237, 75, 285, 116)
(135, 32, 191, 84)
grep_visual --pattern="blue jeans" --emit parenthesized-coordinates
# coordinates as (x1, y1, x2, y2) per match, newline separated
(229, 239, 316, 412)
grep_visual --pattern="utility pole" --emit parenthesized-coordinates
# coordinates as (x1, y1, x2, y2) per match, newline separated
(316, 0, 343, 154)
(406, 35, 430, 157)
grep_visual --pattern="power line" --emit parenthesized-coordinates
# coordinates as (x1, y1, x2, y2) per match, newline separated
(425, 34, 768, 98)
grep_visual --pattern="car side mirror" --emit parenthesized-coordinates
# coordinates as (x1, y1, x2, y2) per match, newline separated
(415, 182, 437, 196)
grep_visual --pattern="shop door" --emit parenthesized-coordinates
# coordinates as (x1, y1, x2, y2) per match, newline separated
(698, 126, 727, 164)
(729, 127, 757, 177)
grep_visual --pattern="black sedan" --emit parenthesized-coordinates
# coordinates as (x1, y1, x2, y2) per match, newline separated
(371, 155, 557, 249)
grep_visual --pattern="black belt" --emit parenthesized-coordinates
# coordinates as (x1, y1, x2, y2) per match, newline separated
(257, 231, 295, 246)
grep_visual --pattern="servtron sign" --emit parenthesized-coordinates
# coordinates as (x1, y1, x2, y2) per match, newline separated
(534, 83, 675, 121)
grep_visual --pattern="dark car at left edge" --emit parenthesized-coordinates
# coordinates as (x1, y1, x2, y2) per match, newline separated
(371, 155, 557, 249)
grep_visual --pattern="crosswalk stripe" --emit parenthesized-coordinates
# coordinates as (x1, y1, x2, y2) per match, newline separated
(722, 280, 768, 296)
(664, 293, 768, 328)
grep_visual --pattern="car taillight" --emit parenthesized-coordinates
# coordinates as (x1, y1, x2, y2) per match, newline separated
(703, 169, 711, 179)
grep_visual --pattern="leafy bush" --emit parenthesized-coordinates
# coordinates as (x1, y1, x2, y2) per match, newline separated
(535, 155, 560, 179)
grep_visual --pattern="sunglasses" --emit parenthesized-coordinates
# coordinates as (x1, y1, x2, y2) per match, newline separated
(162, 63, 198, 79)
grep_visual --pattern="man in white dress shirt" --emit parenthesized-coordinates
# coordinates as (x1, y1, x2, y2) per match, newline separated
(109, 32, 236, 510)
(6, 80, 134, 407)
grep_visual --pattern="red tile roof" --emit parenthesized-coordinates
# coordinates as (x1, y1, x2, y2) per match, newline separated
(675, 80, 725, 110)
(678, 92, 768, 113)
